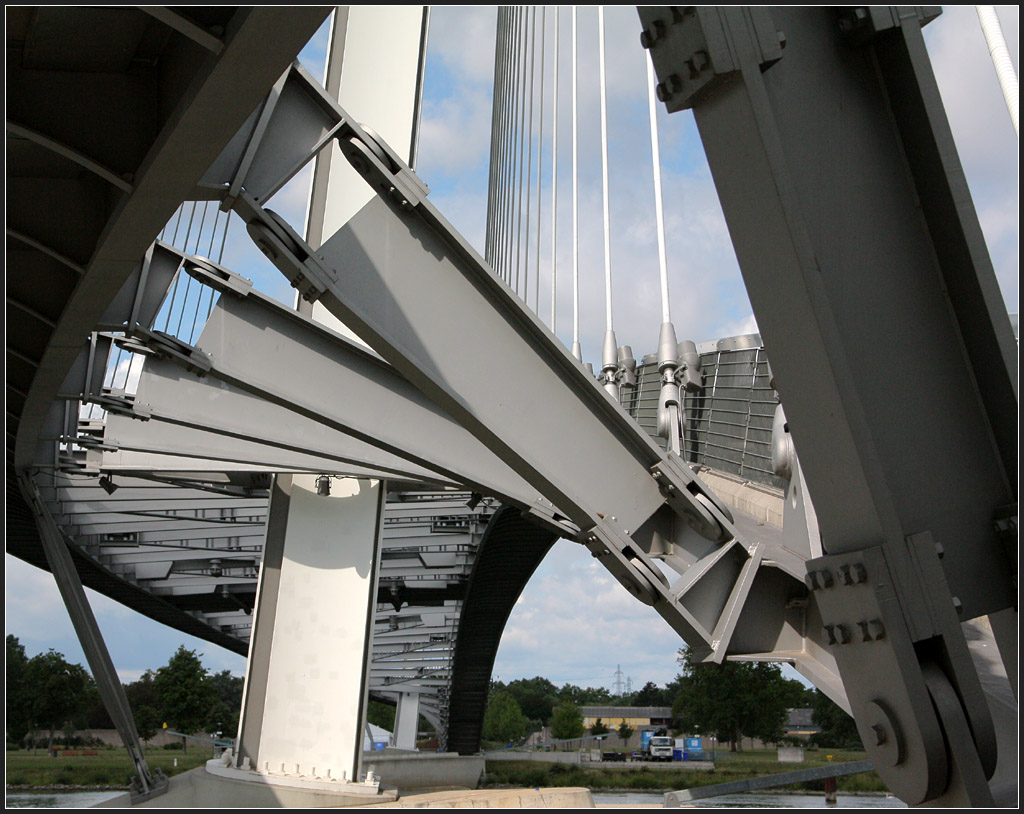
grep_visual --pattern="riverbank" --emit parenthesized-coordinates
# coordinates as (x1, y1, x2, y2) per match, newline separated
(482, 749, 886, 794)
(6, 748, 885, 796)
(5, 749, 209, 788)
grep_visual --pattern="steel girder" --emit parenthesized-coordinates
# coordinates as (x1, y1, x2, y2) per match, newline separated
(182, 63, 841, 698)
(639, 5, 1016, 806)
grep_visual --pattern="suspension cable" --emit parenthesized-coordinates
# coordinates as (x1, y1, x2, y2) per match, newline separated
(533, 6, 546, 314)
(571, 5, 581, 360)
(598, 6, 613, 335)
(976, 6, 1019, 137)
(514, 6, 530, 294)
(503, 7, 523, 284)
(550, 7, 559, 333)
(485, 7, 506, 265)
(646, 53, 671, 325)
(523, 6, 537, 303)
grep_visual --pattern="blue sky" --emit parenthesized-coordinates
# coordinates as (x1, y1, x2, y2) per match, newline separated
(6, 7, 1018, 693)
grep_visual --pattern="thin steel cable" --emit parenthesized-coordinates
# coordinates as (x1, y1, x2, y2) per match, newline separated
(977, 6, 1019, 136)
(533, 5, 546, 315)
(494, 7, 512, 266)
(206, 206, 221, 259)
(523, 5, 537, 304)
(598, 6, 613, 333)
(216, 213, 231, 264)
(485, 6, 505, 266)
(180, 201, 199, 254)
(503, 7, 524, 284)
(646, 52, 671, 325)
(500, 8, 517, 282)
(192, 201, 210, 255)
(513, 6, 530, 294)
(169, 203, 186, 245)
(571, 5, 580, 357)
(550, 6, 559, 333)
(162, 202, 196, 329)
(497, 6, 516, 281)
(485, 8, 506, 264)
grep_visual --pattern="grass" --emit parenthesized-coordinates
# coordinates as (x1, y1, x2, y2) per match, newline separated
(483, 748, 888, 793)
(5, 748, 210, 788)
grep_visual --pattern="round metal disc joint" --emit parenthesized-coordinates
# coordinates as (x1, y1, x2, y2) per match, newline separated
(864, 699, 905, 769)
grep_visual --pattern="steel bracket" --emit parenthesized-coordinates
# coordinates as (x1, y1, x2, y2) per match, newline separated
(639, 6, 785, 112)
(184, 255, 254, 298)
(86, 390, 152, 421)
(807, 541, 996, 804)
(582, 518, 670, 607)
(118, 326, 212, 378)
(338, 127, 429, 213)
(651, 452, 733, 543)
(233, 191, 336, 304)
(836, 6, 942, 45)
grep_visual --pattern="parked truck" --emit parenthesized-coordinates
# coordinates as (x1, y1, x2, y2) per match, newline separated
(642, 734, 675, 762)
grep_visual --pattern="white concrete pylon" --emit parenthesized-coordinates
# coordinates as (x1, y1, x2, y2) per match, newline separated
(393, 692, 422, 751)
(235, 474, 386, 793)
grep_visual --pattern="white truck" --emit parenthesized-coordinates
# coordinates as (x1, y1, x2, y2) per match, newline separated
(643, 735, 675, 762)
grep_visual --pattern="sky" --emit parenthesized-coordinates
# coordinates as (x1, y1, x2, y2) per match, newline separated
(6, 6, 1018, 695)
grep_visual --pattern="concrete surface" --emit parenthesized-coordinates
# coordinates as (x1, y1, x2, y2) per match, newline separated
(362, 752, 485, 790)
(96, 766, 398, 808)
(482, 750, 582, 764)
(361, 787, 595, 808)
(698, 469, 783, 528)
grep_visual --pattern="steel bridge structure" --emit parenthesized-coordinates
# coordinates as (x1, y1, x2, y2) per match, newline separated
(6, 6, 1017, 808)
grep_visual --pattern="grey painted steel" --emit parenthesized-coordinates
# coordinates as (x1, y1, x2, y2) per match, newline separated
(640, 6, 1016, 805)
(107, 359, 458, 486)
(124, 256, 545, 505)
(201, 63, 847, 694)
(217, 127, 784, 669)
(11, 7, 332, 471)
(664, 759, 874, 806)
(20, 477, 167, 802)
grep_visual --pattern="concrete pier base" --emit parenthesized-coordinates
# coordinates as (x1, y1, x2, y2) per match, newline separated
(362, 751, 485, 790)
(97, 766, 399, 808)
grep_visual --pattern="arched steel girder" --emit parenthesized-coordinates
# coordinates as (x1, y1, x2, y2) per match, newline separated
(446, 506, 559, 755)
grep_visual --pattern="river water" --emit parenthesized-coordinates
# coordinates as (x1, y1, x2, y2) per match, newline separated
(5, 790, 124, 808)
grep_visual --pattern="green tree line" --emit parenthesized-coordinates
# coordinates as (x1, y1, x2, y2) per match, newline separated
(481, 650, 861, 751)
(6, 635, 243, 755)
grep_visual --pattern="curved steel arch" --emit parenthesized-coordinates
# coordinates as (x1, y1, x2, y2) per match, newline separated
(446, 506, 559, 755)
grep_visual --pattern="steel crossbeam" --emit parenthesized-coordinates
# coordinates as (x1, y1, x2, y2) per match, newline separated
(181, 62, 845, 689)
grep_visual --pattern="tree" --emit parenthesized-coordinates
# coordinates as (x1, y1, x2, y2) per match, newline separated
(125, 670, 161, 743)
(557, 683, 612, 707)
(506, 677, 558, 725)
(549, 702, 584, 742)
(81, 680, 114, 730)
(482, 690, 531, 744)
(810, 690, 863, 749)
(634, 681, 668, 707)
(617, 721, 634, 746)
(590, 718, 610, 736)
(24, 649, 91, 755)
(152, 647, 215, 753)
(206, 670, 244, 737)
(134, 705, 162, 744)
(367, 700, 396, 732)
(6, 635, 33, 744)
(671, 649, 795, 751)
